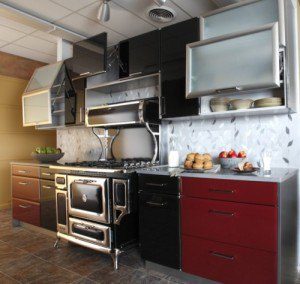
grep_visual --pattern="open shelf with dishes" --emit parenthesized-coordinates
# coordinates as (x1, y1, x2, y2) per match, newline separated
(199, 84, 290, 118)
(85, 73, 160, 108)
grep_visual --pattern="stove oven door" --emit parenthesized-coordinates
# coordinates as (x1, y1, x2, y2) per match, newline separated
(69, 217, 111, 248)
(67, 176, 110, 224)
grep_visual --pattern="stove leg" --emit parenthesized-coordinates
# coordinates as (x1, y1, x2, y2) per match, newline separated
(54, 237, 60, 249)
(112, 249, 121, 270)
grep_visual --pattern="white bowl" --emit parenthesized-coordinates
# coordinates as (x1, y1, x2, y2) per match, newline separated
(210, 103, 228, 112)
(220, 157, 244, 169)
(230, 99, 253, 110)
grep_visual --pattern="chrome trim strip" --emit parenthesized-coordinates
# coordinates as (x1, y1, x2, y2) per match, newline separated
(57, 232, 112, 254)
(51, 165, 124, 173)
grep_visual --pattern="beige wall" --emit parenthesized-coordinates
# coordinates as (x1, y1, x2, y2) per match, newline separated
(0, 75, 56, 209)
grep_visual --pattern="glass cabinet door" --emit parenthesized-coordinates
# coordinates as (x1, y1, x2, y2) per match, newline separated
(22, 91, 52, 126)
(186, 23, 280, 98)
(201, 0, 284, 46)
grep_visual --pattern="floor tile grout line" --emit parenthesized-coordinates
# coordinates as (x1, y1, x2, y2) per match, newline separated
(31, 253, 83, 279)
(0, 270, 22, 284)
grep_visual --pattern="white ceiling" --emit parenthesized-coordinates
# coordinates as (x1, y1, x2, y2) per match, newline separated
(0, 0, 240, 63)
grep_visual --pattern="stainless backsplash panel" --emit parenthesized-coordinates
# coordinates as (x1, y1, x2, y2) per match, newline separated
(57, 127, 153, 163)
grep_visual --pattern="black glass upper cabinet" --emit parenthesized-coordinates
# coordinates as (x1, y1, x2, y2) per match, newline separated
(160, 18, 200, 118)
(119, 30, 160, 78)
(65, 33, 107, 80)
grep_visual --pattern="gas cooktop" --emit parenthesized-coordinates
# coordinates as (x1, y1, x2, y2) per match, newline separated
(51, 159, 158, 173)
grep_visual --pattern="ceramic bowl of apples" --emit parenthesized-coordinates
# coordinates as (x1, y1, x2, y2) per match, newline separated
(219, 150, 246, 169)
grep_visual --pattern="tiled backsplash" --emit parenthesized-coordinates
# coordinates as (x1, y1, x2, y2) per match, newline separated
(165, 113, 300, 168)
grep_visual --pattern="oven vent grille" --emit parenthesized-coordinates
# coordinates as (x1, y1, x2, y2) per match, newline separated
(147, 6, 176, 23)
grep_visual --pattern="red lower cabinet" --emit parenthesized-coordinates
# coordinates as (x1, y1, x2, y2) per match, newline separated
(12, 198, 40, 226)
(181, 197, 277, 252)
(182, 236, 277, 284)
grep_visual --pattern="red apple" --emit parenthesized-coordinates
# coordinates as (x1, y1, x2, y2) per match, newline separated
(228, 149, 237, 158)
(219, 151, 228, 158)
(238, 151, 247, 158)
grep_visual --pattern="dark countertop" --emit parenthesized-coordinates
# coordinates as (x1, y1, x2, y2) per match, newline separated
(136, 166, 298, 183)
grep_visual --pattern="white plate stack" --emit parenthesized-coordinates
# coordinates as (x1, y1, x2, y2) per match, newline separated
(254, 97, 283, 108)
(210, 97, 230, 112)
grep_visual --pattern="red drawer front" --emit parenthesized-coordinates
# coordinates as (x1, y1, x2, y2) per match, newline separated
(12, 198, 40, 226)
(181, 177, 277, 205)
(182, 236, 277, 284)
(12, 176, 40, 202)
(181, 197, 277, 252)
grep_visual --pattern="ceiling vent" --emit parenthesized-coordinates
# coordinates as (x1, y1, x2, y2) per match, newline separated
(147, 6, 176, 23)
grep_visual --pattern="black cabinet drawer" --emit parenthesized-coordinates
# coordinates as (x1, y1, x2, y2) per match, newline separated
(139, 191, 180, 269)
(138, 174, 179, 195)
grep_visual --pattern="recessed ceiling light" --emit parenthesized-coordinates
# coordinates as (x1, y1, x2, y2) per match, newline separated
(97, 0, 111, 23)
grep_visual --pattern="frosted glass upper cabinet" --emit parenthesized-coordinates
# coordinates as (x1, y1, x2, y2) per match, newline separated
(201, 0, 285, 46)
(22, 62, 65, 127)
(22, 91, 52, 126)
(186, 23, 280, 98)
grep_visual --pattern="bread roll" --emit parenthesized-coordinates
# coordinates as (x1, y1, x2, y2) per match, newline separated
(203, 160, 213, 170)
(195, 154, 204, 163)
(193, 162, 203, 169)
(184, 160, 193, 169)
(243, 162, 253, 171)
(186, 153, 196, 162)
(203, 153, 212, 162)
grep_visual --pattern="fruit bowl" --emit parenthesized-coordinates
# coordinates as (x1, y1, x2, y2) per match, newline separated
(31, 152, 64, 163)
(220, 158, 244, 169)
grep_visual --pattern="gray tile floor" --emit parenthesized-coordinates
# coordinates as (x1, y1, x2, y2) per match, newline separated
(0, 209, 184, 284)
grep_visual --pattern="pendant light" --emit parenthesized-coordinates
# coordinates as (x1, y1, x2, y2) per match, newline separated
(97, 0, 111, 22)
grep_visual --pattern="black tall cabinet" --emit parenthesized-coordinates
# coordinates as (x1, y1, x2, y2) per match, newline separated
(160, 18, 200, 118)
(119, 30, 160, 78)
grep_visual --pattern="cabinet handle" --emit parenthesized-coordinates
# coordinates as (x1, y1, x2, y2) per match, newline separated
(18, 170, 28, 174)
(79, 72, 90, 76)
(79, 107, 85, 123)
(209, 209, 235, 217)
(215, 87, 241, 94)
(146, 201, 167, 207)
(42, 172, 51, 176)
(209, 189, 235, 194)
(129, 72, 142, 77)
(161, 96, 166, 116)
(42, 185, 53, 189)
(18, 182, 28, 186)
(19, 204, 31, 209)
(146, 183, 166, 187)
(210, 251, 234, 260)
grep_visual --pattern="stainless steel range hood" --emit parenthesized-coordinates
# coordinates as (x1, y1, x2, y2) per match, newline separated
(22, 61, 65, 127)
(85, 100, 159, 128)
